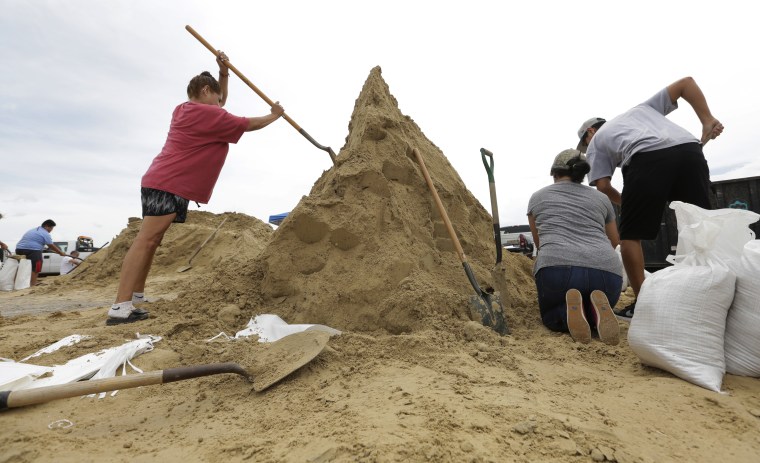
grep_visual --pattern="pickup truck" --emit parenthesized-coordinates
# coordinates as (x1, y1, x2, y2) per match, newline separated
(499, 225, 535, 257)
(40, 236, 99, 275)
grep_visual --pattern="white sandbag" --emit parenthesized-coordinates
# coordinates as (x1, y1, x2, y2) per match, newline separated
(615, 245, 629, 291)
(672, 201, 758, 271)
(14, 259, 32, 290)
(628, 201, 757, 392)
(724, 240, 760, 376)
(0, 258, 18, 291)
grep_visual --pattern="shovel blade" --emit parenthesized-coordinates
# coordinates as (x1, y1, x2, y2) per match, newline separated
(251, 330, 331, 392)
(176, 265, 192, 273)
(469, 292, 509, 336)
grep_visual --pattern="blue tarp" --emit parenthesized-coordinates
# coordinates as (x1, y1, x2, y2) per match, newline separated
(268, 212, 289, 226)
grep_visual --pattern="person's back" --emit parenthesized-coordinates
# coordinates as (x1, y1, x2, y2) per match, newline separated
(529, 182, 620, 276)
(16, 227, 52, 251)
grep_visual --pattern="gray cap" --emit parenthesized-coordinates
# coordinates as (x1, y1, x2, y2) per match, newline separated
(576, 117, 606, 152)
(551, 149, 585, 174)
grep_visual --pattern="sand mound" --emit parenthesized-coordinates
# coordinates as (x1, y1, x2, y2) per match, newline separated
(2, 67, 759, 463)
(61, 211, 273, 286)
(250, 67, 511, 334)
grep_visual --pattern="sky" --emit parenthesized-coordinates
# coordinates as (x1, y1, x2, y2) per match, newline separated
(1, 0, 759, 250)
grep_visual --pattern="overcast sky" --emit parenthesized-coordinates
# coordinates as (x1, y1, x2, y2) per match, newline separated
(1, 0, 758, 249)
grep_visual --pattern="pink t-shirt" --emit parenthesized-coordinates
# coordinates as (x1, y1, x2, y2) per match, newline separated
(141, 102, 248, 203)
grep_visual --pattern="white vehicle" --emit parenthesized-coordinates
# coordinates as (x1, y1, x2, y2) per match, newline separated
(499, 225, 535, 257)
(40, 236, 98, 275)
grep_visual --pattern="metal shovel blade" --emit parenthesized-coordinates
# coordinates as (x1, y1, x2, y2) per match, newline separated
(251, 330, 331, 392)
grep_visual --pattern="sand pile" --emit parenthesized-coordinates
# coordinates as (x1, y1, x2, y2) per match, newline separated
(2, 67, 759, 463)
(247, 67, 514, 334)
(68, 211, 273, 286)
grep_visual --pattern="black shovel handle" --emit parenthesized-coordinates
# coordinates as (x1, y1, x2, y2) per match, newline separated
(480, 148, 502, 264)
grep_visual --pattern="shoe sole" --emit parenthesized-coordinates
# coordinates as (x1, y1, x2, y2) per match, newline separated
(566, 289, 591, 344)
(591, 290, 620, 346)
(106, 312, 149, 326)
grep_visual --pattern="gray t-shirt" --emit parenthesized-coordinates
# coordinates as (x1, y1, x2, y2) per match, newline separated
(527, 182, 622, 277)
(587, 87, 699, 185)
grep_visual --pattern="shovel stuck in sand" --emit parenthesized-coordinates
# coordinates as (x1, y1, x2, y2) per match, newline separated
(0, 331, 330, 411)
(177, 217, 227, 273)
(411, 147, 509, 335)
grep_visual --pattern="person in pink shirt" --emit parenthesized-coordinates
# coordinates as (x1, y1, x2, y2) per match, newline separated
(107, 51, 284, 325)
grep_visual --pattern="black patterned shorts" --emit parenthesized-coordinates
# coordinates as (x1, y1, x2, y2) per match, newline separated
(141, 187, 189, 223)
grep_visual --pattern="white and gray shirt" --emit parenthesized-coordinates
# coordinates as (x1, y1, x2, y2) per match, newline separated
(586, 87, 699, 185)
(527, 181, 622, 277)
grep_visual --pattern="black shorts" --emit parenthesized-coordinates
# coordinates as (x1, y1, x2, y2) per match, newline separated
(141, 187, 189, 223)
(15, 249, 43, 273)
(619, 142, 711, 240)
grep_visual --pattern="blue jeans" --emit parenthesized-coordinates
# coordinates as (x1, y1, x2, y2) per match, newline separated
(535, 266, 623, 333)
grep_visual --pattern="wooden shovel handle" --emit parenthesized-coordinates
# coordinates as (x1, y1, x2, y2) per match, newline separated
(411, 148, 466, 263)
(187, 217, 227, 264)
(1, 363, 248, 410)
(184, 25, 336, 165)
(185, 26, 298, 128)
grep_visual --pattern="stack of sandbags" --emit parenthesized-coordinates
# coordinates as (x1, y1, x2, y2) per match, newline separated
(724, 240, 760, 376)
(628, 201, 760, 392)
(0, 257, 32, 291)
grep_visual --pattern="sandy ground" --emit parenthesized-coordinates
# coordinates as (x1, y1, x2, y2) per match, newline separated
(2, 67, 759, 463)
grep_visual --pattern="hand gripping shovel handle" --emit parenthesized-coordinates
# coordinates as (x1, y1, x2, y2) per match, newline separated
(480, 148, 502, 264)
(185, 25, 336, 165)
(0, 363, 248, 410)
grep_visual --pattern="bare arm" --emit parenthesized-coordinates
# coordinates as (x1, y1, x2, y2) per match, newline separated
(246, 102, 285, 132)
(595, 177, 621, 206)
(527, 213, 540, 250)
(217, 51, 230, 108)
(46, 243, 66, 256)
(666, 76, 723, 143)
(605, 220, 620, 249)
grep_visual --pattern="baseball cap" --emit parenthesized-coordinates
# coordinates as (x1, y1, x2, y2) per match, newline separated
(551, 149, 585, 174)
(576, 117, 606, 152)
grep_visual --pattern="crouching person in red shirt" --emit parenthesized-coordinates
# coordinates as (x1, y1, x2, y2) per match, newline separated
(106, 52, 284, 325)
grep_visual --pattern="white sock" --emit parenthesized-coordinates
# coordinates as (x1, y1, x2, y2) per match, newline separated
(132, 292, 145, 303)
(108, 301, 134, 319)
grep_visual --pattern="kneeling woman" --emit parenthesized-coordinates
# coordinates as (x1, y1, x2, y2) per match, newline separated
(527, 149, 623, 344)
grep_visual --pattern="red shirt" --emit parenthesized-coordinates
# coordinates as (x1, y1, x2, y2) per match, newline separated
(141, 102, 248, 203)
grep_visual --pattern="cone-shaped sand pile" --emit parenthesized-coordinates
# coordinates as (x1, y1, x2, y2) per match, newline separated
(257, 67, 502, 333)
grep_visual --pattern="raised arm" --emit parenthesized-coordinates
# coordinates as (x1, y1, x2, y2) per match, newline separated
(217, 51, 230, 108)
(666, 77, 723, 143)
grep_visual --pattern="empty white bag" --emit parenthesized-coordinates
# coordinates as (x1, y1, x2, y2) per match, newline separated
(0, 258, 18, 291)
(14, 259, 32, 290)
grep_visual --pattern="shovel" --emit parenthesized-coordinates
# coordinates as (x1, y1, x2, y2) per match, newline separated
(177, 217, 227, 273)
(480, 148, 502, 264)
(411, 147, 509, 335)
(185, 25, 337, 165)
(0, 331, 330, 411)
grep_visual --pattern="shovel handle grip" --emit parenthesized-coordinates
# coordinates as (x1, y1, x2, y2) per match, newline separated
(480, 148, 495, 182)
